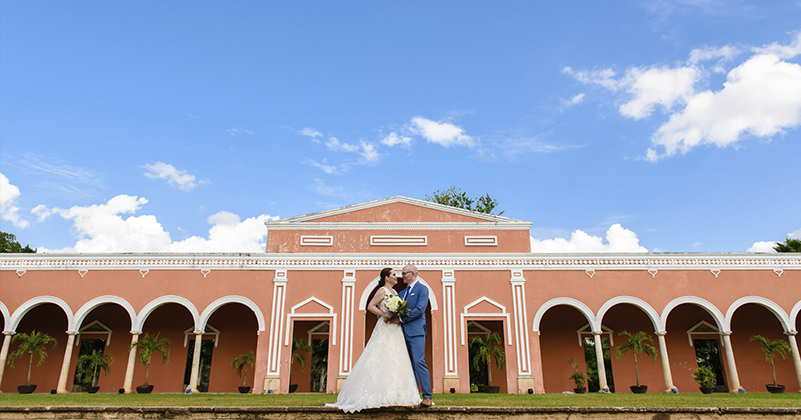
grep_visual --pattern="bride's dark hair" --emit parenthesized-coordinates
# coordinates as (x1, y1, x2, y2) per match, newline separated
(378, 267, 392, 287)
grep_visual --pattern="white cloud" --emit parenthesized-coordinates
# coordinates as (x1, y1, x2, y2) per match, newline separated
(31, 204, 52, 222)
(307, 159, 338, 174)
(747, 227, 801, 253)
(39, 194, 278, 253)
(226, 128, 254, 136)
(166, 211, 277, 253)
(562, 93, 585, 108)
(143, 162, 198, 191)
(300, 128, 322, 138)
(0, 173, 29, 229)
(566, 32, 801, 161)
(358, 141, 381, 165)
(747, 241, 777, 253)
(409, 117, 475, 147)
(380, 132, 412, 148)
(530, 224, 648, 253)
(325, 137, 360, 152)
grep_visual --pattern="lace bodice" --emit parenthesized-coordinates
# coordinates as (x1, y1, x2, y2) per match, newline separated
(378, 286, 397, 315)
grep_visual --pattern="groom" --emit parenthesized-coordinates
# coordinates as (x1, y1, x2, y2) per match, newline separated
(396, 264, 433, 407)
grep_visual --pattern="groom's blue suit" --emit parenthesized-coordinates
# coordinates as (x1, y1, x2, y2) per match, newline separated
(400, 282, 432, 399)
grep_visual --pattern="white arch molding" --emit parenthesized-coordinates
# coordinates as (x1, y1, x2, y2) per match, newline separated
(134, 295, 200, 332)
(198, 295, 266, 332)
(661, 296, 727, 333)
(9, 296, 74, 332)
(283, 296, 337, 346)
(725, 296, 791, 333)
(790, 301, 801, 333)
(72, 296, 137, 332)
(532, 298, 598, 333)
(597, 296, 661, 333)
(460, 297, 512, 346)
(357, 275, 438, 312)
(0, 301, 9, 331)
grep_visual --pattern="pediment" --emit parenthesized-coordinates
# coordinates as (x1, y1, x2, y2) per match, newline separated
(266, 196, 529, 226)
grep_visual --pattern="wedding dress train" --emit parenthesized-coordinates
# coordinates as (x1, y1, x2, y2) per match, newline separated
(327, 287, 421, 412)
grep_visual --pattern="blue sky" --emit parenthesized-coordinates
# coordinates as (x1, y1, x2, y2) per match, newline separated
(1, 1, 799, 253)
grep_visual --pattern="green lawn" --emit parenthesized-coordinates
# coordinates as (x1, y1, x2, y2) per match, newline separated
(0, 393, 800, 408)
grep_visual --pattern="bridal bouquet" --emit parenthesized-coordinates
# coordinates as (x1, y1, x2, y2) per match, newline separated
(383, 294, 410, 323)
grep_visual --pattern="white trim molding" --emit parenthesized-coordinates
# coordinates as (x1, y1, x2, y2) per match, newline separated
(460, 297, 512, 346)
(370, 236, 427, 246)
(301, 236, 334, 246)
(284, 296, 338, 346)
(198, 295, 266, 332)
(465, 236, 498, 246)
(725, 296, 791, 333)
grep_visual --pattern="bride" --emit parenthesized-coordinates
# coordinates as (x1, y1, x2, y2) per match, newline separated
(326, 268, 422, 412)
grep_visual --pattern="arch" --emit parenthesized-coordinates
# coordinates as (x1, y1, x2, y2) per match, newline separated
(134, 295, 199, 332)
(72, 296, 137, 331)
(358, 275, 438, 312)
(283, 296, 337, 346)
(790, 301, 801, 333)
(725, 296, 791, 333)
(0, 301, 9, 331)
(9, 296, 74, 332)
(460, 296, 512, 346)
(198, 296, 266, 332)
(532, 297, 597, 332)
(661, 296, 727, 333)
(597, 296, 661, 333)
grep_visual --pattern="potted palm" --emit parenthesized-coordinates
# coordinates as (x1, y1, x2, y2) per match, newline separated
(691, 365, 716, 394)
(289, 337, 311, 393)
(568, 358, 586, 393)
(469, 332, 505, 393)
(7, 330, 58, 394)
(615, 330, 658, 394)
(231, 351, 255, 393)
(76, 349, 114, 393)
(750, 335, 791, 393)
(128, 333, 170, 393)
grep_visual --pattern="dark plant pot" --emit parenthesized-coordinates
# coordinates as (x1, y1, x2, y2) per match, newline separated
(17, 385, 36, 394)
(573, 387, 586, 394)
(700, 387, 714, 394)
(86, 386, 100, 394)
(288, 384, 298, 393)
(485, 385, 500, 393)
(136, 385, 154, 394)
(630, 385, 648, 394)
(767, 384, 785, 394)
(238, 386, 251, 394)
(477, 385, 486, 393)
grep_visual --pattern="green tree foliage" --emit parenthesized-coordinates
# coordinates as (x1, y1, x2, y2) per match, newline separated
(0, 232, 36, 253)
(750, 335, 791, 386)
(230, 351, 255, 386)
(692, 365, 716, 388)
(128, 333, 170, 386)
(292, 337, 312, 371)
(615, 330, 658, 387)
(774, 238, 801, 253)
(425, 186, 504, 215)
(469, 332, 505, 373)
(76, 349, 114, 387)
(7, 330, 58, 386)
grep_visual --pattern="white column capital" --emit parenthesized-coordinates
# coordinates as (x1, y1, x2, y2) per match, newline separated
(510, 270, 525, 284)
(342, 269, 356, 285)
(441, 269, 455, 284)
(785, 331, 798, 336)
(656, 331, 667, 337)
(130, 330, 142, 335)
(2, 331, 15, 336)
(66, 331, 79, 335)
(592, 331, 603, 336)
(273, 269, 287, 284)
(193, 330, 204, 335)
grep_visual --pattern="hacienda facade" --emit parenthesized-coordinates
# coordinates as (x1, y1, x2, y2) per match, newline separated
(0, 196, 800, 395)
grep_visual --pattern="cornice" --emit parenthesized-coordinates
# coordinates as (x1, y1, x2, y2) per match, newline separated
(266, 196, 530, 225)
(1, 253, 798, 271)
(264, 222, 532, 230)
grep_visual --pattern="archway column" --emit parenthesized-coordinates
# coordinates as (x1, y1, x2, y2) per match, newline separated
(188, 331, 203, 393)
(592, 331, 608, 392)
(721, 332, 741, 393)
(123, 331, 140, 393)
(0, 331, 15, 393)
(656, 332, 674, 393)
(56, 331, 78, 394)
(785, 331, 801, 393)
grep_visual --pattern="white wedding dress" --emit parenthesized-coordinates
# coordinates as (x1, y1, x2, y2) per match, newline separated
(327, 287, 422, 412)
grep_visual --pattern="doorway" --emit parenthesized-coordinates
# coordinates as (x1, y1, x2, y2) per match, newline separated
(183, 339, 214, 392)
(582, 336, 615, 393)
(694, 339, 728, 393)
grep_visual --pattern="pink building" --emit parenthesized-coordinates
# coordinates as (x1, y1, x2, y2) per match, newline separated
(1, 196, 799, 395)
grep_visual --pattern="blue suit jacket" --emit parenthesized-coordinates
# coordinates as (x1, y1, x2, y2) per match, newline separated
(400, 282, 428, 337)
